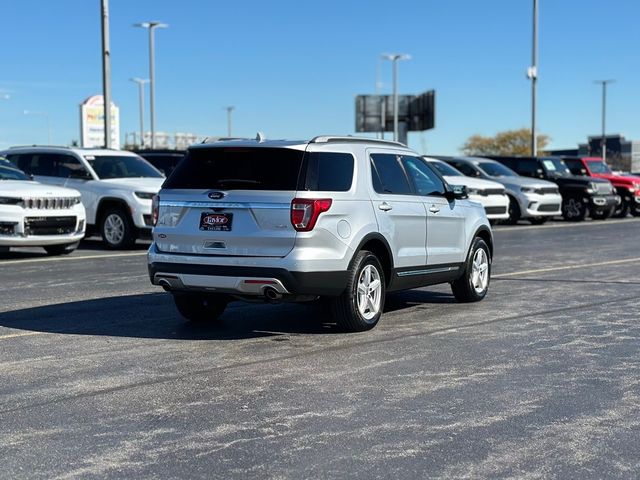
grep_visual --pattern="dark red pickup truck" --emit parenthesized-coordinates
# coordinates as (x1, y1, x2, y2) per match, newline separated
(563, 157, 640, 217)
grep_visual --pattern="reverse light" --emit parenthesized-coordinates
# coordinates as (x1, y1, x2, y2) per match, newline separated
(151, 194, 160, 226)
(291, 198, 332, 232)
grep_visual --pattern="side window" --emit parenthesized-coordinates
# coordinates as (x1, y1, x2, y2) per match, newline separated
(4, 154, 20, 168)
(55, 154, 89, 178)
(370, 154, 412, 195)
(452, 161, 478, 177)
(18, 154, 56, 176)
(303, 152, 354, 191)
(564, 159, 584, 176)
(402, 156, 446, 196)
(515, 159, 539, 176)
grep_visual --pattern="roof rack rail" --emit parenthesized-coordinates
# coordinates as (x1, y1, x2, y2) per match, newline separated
(202, 132, 266, 144)
(310, 135, 406, 147)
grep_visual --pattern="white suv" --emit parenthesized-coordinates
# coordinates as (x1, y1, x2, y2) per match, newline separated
(1, 147, 164, 248)
(148, 136, 493, 331)
(0, 163, 85, 255)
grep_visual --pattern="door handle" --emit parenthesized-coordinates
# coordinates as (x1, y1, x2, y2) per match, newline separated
(378, 202, 393, 211)
(429, 205, 440, 214)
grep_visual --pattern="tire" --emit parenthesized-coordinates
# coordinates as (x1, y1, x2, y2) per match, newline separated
(100, 207, 136, 249)
(330, 250, 385, 332)
(172, 293, 228, 323)
(44, 242, 79, 256)
(529, 217, 549, 225)
(506, 196, 521, 225)
(612, 200, 629, 218)
(451, 238, 491, 303)
(631, 203, 640, 217)
(562, 197, 587, 222)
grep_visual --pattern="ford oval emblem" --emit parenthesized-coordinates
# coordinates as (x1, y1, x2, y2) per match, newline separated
(208, 191, 226, 200)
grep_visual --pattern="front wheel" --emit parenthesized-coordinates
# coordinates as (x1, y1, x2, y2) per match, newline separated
(562, 197, 587, 221)
(44, 242, 79, 256)
(451, 238, 491, 303)
(612, 200, 629, 218)
(506, 197, 521, 225)
(172, 293, 228, 323)
(331, 251, 385, 332)
(100, 207, 136, 249)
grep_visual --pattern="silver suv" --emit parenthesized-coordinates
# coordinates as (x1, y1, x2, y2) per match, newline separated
(148, 136, 493, 331)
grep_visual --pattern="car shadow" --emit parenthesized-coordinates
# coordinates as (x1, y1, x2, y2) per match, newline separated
(0, 289, 456, 340)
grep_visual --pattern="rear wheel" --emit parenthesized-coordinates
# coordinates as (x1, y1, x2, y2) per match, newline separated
(172, 293, 228, 323)
(451, 238, 491, 303)
(44, 242, 79, 256)
(562, 197, 586, 221)
(101, 207, 136, 249)
(331, 250, 385, 332)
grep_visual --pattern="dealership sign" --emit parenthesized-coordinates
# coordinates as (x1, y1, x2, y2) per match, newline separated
(80, 95, 120, 149)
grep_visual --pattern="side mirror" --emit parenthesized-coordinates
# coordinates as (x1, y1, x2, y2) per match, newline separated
(445, 184, 468, 201)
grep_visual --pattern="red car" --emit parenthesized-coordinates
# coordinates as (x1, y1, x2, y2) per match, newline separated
(563, 157, 640, 217)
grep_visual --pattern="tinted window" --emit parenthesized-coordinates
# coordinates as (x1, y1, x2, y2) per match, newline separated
(164, 147, 304, 190)
(586, 161, 611, 174)
(56, 154, 90, 178)
(451, 161, 479, 177)
(476, 161, 518, 177)
(86, 155, 163, 179)
(403, 156, 446, 196)
(563, 159, 585, 176)
(540, 158, 571, 176)
(512, 159, 539, 176)
(370, 154, 412, 195)
(17, 153, 56, 176)
(303, 152, 354, 191)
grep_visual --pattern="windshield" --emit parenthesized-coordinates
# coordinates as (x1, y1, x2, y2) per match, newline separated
(587, 161, 612, 174)
(429, 160, 462, 177)
(86, 155, 163, 179)
(0, 165, 30, 181)
(477, 161, 518, 177)
(541, 157, 571, 176)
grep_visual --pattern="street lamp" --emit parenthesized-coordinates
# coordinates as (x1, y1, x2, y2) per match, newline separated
(527, 0, 539, 156)
(594, 79, 615, 163)
(381, 53, 411, 142)
(24, 110, 51, 145)
(224, 106, 235, 137)
(130, 78, 149, 148)
(134, 21, 168, 149)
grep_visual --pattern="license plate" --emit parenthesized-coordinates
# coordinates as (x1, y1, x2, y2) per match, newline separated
(199, 212, 233, 231)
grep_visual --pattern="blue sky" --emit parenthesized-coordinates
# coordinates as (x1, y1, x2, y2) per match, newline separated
(0, 0, 638, 154)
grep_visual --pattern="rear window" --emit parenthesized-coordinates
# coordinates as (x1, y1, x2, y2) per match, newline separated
(303, 152, 354, 191)
(164, 147, 304, 190)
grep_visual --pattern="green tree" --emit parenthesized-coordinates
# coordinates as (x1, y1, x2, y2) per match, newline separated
(461, 128, 550, 156)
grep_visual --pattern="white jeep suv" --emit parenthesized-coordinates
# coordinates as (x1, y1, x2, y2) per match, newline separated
(0, 163, 85, 255)
(1, 147, 164, 248)
(148, 136, 493, 331)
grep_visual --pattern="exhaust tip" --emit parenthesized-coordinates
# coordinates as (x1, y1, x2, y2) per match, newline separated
(264, 287, 283, 302)
(158, 278, 172, 291)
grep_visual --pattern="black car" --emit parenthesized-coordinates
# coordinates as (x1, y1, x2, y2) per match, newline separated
(486, 156, 620, 221)
(135, 149, 185, 177)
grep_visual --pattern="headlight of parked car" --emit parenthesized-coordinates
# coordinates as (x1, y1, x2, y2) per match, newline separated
(467, 188, 480, 195)
(521, 187, 535, 193)
(134, 191, 156, 200)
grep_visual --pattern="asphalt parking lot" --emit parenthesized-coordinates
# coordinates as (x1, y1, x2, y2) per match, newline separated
(1, 219, 639, 479)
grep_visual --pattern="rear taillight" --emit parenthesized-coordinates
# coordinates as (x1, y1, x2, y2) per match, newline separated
(151, 194, 160, 226)
(291, 198, 332, 232)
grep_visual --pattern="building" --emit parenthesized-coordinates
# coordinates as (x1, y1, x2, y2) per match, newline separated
(549, 134, 640, 172)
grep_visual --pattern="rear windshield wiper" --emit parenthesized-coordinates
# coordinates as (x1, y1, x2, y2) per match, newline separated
(215, 179, 262, 187)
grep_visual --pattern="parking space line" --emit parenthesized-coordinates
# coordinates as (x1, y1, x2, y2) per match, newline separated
(494, 257, 640, 278)
(494, 217, 640, 232)
(0, 251, 147, 266)
(0, 331, 44, 340)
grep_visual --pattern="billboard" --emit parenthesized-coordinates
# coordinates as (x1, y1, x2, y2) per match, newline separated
(80, 95, 120, 149)
(355, 90, 435, 133)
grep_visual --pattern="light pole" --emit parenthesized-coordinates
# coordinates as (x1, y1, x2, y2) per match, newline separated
(101, 0, 112, 149)
(134, 21, 168, 149)
(225, 106, 235, 137)
(130, 78, 149, 148)
(24, 110, 51, 144)
(381, 53, 411, 142)
(527, 0, 539, 156)
(594, 80, 615, 163)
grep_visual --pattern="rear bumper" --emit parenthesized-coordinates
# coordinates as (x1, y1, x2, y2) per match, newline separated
(148, 261, 348, 296)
